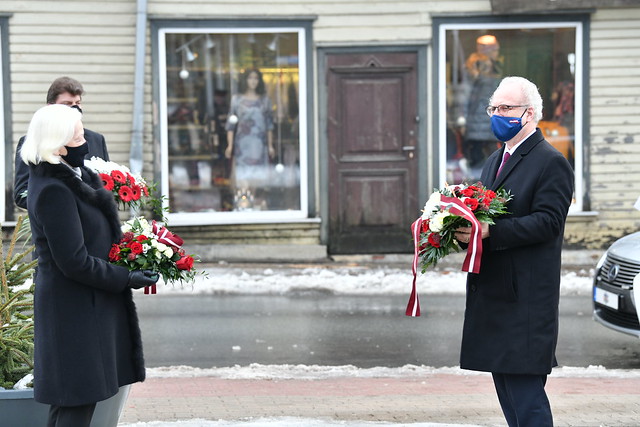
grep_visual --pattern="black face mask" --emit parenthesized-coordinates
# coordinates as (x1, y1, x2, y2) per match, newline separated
(61, 143, 89, 168)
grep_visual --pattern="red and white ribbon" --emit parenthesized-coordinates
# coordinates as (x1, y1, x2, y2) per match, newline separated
(439, 195, 483, 274)
(406, 195, 483, 317)
(152, 220, 184, 248)
(406, 218, 424, 317)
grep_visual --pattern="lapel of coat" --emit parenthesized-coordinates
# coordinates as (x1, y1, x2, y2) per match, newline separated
(492, 129, 545, 189)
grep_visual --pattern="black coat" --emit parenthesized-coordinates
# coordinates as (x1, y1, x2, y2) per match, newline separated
(460, 129, 574, 375)
(14, 128, 109, 209)
(27, 162, 144, 407)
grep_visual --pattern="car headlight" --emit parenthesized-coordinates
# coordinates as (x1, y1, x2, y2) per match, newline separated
(595, 252, 607, 271)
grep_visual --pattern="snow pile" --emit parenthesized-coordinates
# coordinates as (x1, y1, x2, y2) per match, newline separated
(146, 363, 636, 380)
(158, 266, 593, 296)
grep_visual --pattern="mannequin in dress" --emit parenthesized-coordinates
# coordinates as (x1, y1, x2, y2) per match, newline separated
(225, 69, 274, 209)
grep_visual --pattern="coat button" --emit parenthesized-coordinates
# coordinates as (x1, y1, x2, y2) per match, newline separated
(470, 284, 477, 292)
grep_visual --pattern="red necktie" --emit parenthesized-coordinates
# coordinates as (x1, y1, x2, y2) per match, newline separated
(496, 152, 511, 178)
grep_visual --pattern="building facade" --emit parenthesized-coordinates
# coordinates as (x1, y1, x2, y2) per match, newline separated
(1, 0, 639, 260)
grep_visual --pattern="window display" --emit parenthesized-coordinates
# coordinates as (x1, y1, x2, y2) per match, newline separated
(158, 29, 306, 222)
(439, 23, 582, 208)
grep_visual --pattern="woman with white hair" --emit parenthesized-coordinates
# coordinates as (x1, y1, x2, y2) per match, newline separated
(22, 104, 158, 427)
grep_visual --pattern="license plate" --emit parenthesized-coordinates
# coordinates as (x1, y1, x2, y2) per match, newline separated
(594, 287, 619, 310)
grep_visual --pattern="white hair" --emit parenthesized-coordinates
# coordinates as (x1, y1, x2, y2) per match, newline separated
(491, 76, 544, 123)
(20, 104, 82, 165)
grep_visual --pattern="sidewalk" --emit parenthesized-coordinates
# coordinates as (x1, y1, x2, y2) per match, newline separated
(119, 372, 640, 426)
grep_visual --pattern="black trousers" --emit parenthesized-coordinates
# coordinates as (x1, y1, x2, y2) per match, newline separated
(492, 372, 553, 427)
(47, 402, 96, 427)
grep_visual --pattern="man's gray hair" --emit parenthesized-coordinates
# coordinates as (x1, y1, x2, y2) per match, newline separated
(492, 76, 543, 123)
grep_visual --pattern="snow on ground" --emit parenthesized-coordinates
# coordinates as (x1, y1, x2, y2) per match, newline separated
(156, 264, 593, 297)
(121, 419, 482, 427)
(145, 363, 640, 380)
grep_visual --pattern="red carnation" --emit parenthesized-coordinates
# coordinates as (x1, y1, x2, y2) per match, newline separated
(122, 231, 134, 242)
(111, 170, 127, 184)
(176, 255, 194, 271)
(118, 186, 134, 202)
(100, 173, 115, 191)
(427, 233, 441, 248)
(461, 188, 475, 197)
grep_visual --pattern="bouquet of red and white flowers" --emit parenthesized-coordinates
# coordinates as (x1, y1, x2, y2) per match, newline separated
(407, 182, 512, 316)
(108, 217, 198, 293)
(85, 157, 150, 210)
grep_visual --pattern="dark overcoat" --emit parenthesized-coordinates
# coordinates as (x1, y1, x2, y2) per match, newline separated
(460, 129, 574, 375)
(14, 128, 109, 209)
(27, 162, 144, 407)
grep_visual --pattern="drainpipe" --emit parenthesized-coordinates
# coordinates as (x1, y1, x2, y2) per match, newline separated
(129, 0, 147, 176)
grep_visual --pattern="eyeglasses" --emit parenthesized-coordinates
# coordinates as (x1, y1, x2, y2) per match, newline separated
(486, 104, 529, 116)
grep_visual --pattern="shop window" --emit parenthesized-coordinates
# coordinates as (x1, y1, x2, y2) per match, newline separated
(157, 26, 308, 224)
(437, 19, 586, 211)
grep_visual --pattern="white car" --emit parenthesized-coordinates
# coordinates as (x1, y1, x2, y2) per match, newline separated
(592, 231, 640, 337)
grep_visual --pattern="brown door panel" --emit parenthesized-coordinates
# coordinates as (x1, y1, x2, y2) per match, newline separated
(326, 52, 419, 253)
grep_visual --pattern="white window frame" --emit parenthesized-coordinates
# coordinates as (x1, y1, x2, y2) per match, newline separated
(437, 21, 584, 213)
(157, 26, 309, 225)
(0, 28, 5, 223)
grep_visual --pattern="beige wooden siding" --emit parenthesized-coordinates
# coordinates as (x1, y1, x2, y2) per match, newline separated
(3, 0, 154, 167)
(571, 7, 640, 247)
(147, 0, 487, 43)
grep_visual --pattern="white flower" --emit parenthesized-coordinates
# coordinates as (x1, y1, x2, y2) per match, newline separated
(121, 223, 132, 233)
(142, 243, 150, 253)
(155, 242, 168, 252)
(85, 156, 132, 174)
(137, 217, 152, 233)
(163, 248, 174, 258)
(421, 192, 441, 219)
(429, 211, 449, 233)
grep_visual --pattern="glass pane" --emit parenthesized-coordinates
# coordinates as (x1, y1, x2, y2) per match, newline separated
(444, 27, 576, 184)
(164, 31, 301, 213)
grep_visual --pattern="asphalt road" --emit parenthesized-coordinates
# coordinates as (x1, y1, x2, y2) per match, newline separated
(135, 293, 640, 370)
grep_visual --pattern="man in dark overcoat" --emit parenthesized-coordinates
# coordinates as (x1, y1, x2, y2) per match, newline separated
(14, 76, 109, 209)
(455, 76, 574, 426)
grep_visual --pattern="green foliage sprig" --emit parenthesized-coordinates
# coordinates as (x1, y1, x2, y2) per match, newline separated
(0, 216, 37, 389)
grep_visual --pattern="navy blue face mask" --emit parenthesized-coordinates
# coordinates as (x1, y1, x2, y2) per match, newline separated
(490, 109, 528, 142)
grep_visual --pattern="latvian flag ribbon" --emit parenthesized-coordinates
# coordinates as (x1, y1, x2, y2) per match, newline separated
(405, 195, 483, 317)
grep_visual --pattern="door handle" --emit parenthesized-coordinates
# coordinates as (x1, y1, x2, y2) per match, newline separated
(402, 145, 415, 159)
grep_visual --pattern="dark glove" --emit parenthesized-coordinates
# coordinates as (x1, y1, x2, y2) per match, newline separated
(128, 270, 160, 289)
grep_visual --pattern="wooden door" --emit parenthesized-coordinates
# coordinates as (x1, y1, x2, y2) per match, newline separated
(326, 51, 420, 253)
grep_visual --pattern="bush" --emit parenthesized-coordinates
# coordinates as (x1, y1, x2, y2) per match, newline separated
(0, 217, 37, 389)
